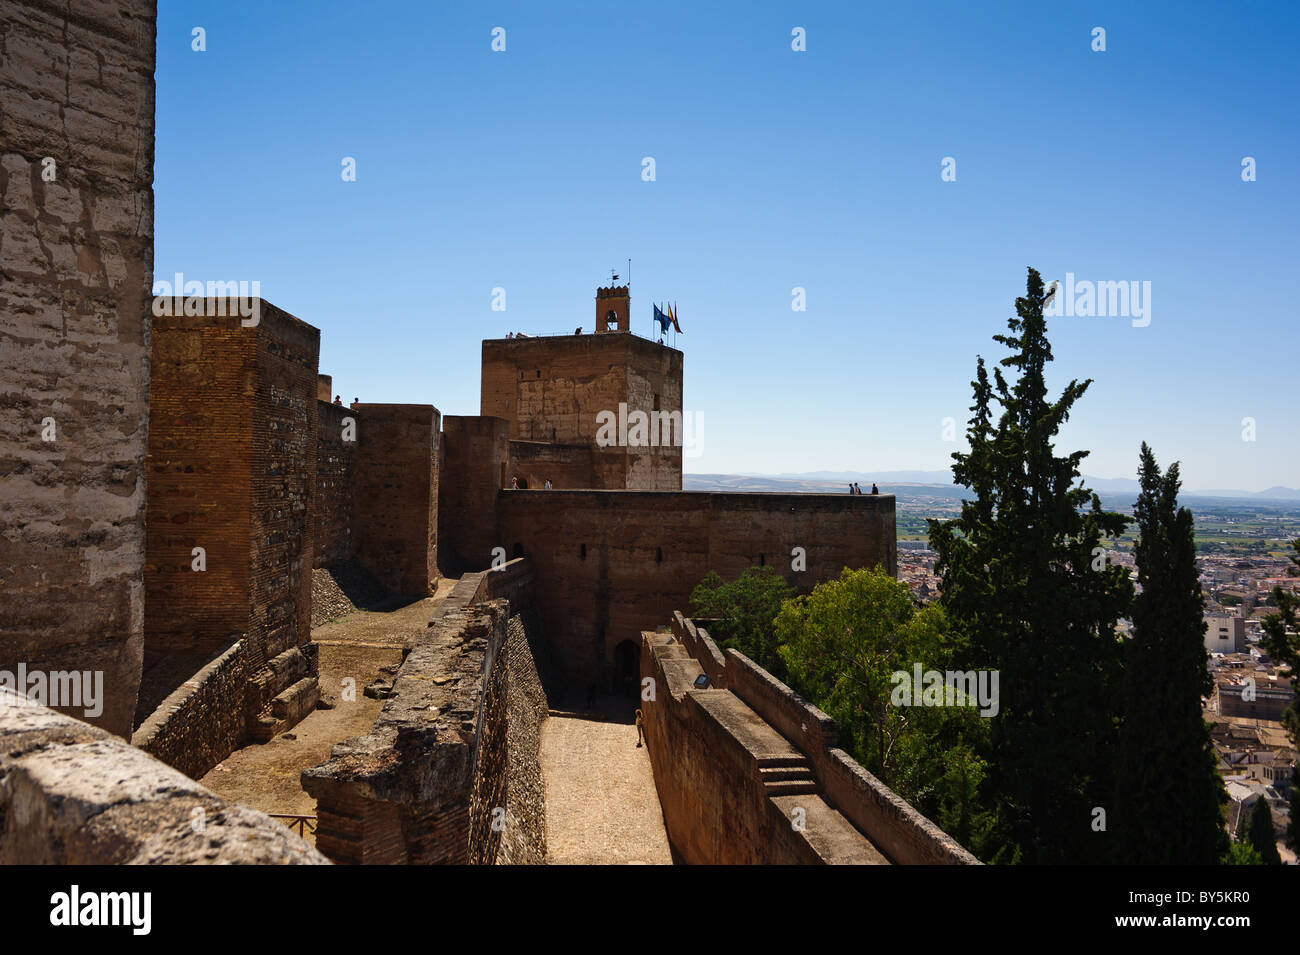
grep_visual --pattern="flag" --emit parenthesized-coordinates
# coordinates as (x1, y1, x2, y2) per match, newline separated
(653, 304, 670, 333)
(669, 303, 682, 333)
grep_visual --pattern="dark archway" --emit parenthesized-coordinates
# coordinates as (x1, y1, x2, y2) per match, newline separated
(612, 640, 639, 698)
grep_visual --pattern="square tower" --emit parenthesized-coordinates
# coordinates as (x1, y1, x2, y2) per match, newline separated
(596, 285, 630, 332)
(481, 288, 683, 490)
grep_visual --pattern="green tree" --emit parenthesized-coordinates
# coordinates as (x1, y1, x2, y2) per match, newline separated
(1221, 842, 1263, 865)
(928, 267, 1133, 864)
(1246, 797, 1282, 865)
(689, 566, 795, 679)
(774, 567, 993, 854)
(1114, 444, 1228, 864)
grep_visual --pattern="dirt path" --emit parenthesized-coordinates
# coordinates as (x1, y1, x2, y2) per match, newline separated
(199, 578, 459, 845)
(539, 698, 673, 865)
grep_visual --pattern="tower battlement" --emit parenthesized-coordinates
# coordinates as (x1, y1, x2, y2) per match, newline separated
(595, 284, 631, 332)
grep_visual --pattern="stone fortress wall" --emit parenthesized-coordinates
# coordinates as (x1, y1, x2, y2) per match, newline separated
(0, 0, 157, 739)
(495, 489, 896, 687)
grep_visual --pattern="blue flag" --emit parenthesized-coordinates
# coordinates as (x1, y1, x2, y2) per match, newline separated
(653, 304, 670, 333)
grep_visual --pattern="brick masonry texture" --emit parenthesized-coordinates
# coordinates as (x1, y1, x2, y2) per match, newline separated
(495, 489, 897, 686)
(0, 0, 156, 738)
(314, 400, 357, 567)
(139, 300, 320, 766)
(131, 638, 248, 780)
(0, 689, 327, 864)
(353, 403, 438, 597)
(438, 415, 509, 574)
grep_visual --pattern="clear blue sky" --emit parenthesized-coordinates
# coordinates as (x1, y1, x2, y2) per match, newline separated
(155, 0, 1299, 492)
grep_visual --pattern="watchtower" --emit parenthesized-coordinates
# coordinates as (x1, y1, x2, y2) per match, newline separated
(596, 285, 630, 333)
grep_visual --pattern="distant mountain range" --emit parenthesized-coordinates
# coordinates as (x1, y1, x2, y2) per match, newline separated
(691, 470, 1300, 501)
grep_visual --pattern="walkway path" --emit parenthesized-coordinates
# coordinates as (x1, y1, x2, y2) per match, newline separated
(199, 577, 459, 846)
(540, 697, 674, 865)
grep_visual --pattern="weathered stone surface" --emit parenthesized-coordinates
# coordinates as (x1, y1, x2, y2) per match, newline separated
(0, 0, 156, 738)
(304, 561, 547, 864)
(0, 690, 328, 864)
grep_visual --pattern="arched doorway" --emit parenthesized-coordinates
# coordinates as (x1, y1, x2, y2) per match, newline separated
(612, 640, 639, 697)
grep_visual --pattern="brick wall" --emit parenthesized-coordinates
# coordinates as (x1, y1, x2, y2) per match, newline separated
(353, 403, 439, 597)
(140, 300, 320, 758)
(132, 638, 250, 779)
(438, 415, 508, 574)
(248, 306, 318, 664)
(313, 400, 357, 567)
(144, 310, 255, 665)
(0, 0, 156, 738)
(496, 489, 896, 685)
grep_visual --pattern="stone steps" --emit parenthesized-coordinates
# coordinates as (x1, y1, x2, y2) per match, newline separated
(758, 756, 817, 796)
(248, 676, 320, 742)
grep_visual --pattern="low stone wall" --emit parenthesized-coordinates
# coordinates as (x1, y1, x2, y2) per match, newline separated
(643, 614, 980, 865)
(304, 558, 548, 864)
(641, 630, 886, 865)
(0, 690, 326, 864)
(722, 646, 977, 865)
(132, 639, 250, 779)
(468, 609, 549, 864)
(133, 638, 320, 779)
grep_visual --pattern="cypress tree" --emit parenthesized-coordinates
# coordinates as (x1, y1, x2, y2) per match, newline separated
(929, 267, 1132, 864)
(1115, 444, 1228, 863)
(1246, 797, 1282, 864)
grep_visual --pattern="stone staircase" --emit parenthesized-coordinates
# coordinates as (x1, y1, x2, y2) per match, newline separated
(758, 755, 818, 796)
